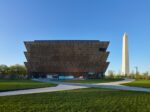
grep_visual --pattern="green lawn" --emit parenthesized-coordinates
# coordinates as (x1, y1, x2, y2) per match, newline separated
(0, 79, 57, 92)
(123, 80, 150, 88)
(0, 88, 150, 112)
(59, 78, 122, 83)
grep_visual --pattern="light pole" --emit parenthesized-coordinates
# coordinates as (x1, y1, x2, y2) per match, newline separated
(135, 66, 138, 75)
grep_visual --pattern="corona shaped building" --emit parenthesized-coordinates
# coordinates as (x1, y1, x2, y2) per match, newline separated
(24, 40, 109, 79)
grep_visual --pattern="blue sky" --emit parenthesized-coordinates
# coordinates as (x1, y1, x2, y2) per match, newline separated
(0, 0, 150, 73)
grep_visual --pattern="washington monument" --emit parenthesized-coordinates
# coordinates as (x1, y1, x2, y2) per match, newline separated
(122, 33, 129, 76)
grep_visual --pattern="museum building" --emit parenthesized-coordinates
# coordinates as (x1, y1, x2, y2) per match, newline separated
(24, 40, 109, 79)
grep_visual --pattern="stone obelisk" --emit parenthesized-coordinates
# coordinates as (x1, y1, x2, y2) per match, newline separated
(122, 33, 129, 76)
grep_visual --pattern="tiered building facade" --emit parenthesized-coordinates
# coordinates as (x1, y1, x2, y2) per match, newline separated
(24, 40, 109, 79)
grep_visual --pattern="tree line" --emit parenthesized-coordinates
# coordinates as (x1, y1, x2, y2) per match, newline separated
(0, 64, 27, 79)
(107, 70, 150, 80)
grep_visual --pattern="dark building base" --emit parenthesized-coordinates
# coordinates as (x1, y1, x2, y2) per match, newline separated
(30, 72, 105, 80)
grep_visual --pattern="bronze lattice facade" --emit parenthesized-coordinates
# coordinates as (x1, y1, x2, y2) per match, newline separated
(24, 40, 109, 79)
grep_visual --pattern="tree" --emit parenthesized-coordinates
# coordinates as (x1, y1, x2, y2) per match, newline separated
(107, 70, 115, 79)
(135, 71, 142, 80)
(0, 64, 28, 79)
(9, 64, 27, 78)
(143, 72, 149, 80)
(0, 64, 9, 75)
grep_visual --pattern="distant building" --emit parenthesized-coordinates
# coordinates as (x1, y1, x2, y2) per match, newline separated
(24, 40, 109, 79)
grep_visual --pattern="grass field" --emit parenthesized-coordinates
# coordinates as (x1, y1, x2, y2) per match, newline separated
(0, 79, 57, 92)
(59, 78, 122, 83)
(123, 80, 150, 88)
(0, 88, 150, 112)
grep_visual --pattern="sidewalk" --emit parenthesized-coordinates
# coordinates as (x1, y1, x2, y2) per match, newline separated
(0, 78, 150, 97)
(0, 84, 86, 96)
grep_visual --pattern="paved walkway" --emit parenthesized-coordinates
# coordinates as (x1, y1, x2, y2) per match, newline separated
(35, 78, 150, 93)
(0, 78, 150, 96)
(96, 78, 135, 85)
(0, 84, 87, 96)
